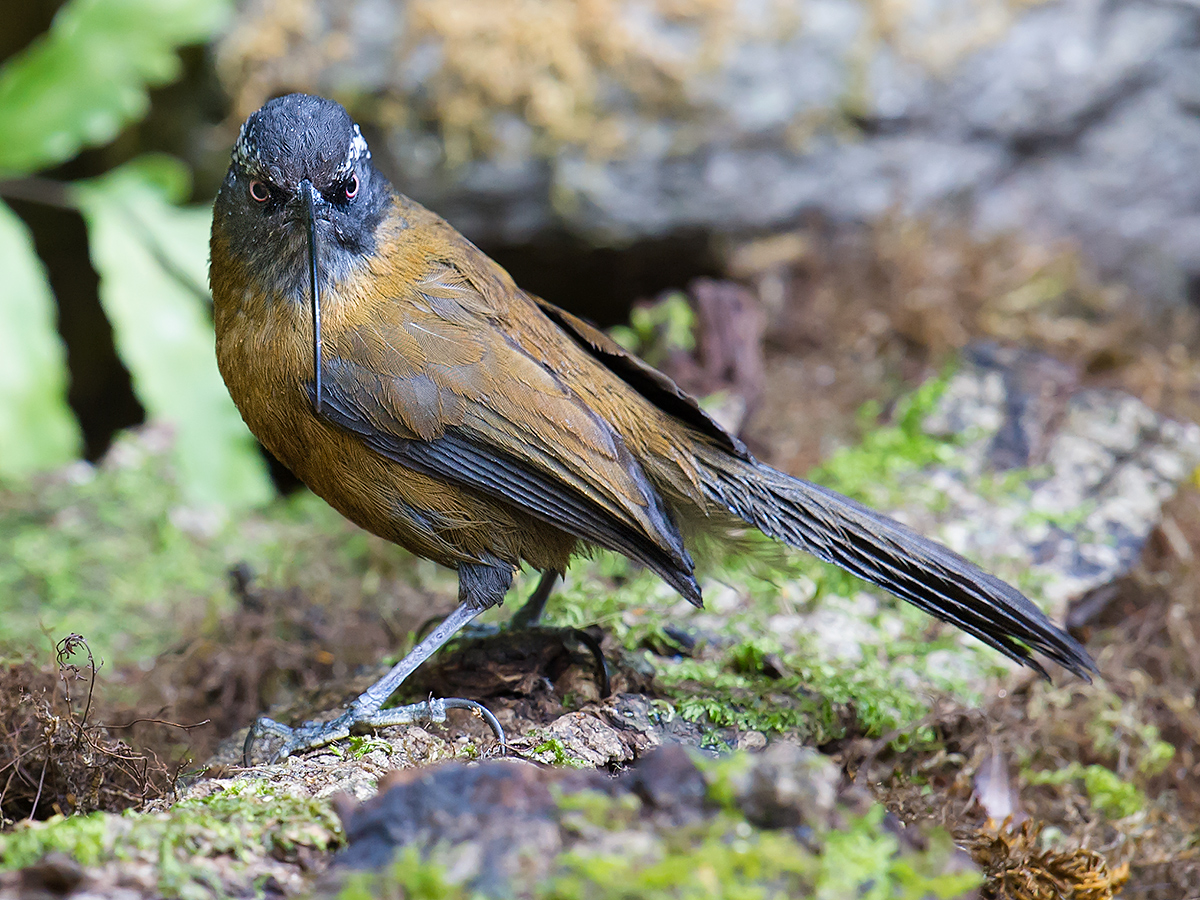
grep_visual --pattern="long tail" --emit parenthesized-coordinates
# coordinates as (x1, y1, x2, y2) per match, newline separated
(697, 456, 1097, 680)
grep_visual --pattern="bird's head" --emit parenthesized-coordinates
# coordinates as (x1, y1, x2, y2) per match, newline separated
(212, 93, 391, 304)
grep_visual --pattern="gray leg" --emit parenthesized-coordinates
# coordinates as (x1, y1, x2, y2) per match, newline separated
(413, 568, 560, 640)
(510, 570, 609, 696)
(379, 568, 609, 713)
(244, 561, 512, 764)
(509, 570, 559, 628)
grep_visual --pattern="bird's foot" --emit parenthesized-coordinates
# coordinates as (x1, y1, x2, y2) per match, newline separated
(415, 570, 611, 697)
(414, 618, 612, 699)
(523, 625, 610, 698)
(243, 696, 506, 765)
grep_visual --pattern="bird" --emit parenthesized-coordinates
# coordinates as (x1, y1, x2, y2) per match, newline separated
(210, 94, 1096, 762)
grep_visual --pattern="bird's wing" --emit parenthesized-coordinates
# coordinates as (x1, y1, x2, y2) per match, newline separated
(531, 298, 752, 461)
(315, 261, 701, 602)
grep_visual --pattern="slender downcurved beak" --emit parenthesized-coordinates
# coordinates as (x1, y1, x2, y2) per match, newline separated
(299, 179, 323, 415)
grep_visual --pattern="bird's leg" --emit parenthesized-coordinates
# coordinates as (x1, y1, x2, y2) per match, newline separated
(434, 569, 610, 697)
(508, 569, 559, 628)
(509, 571, 610, 695)
(422, 569, 559, 641)
(244, 562, 511, 764)
(409, 569, 611, 698)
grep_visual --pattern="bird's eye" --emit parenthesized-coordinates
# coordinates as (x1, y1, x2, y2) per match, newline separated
(343, 174, 359, 200)
(248, 180, 270, 203)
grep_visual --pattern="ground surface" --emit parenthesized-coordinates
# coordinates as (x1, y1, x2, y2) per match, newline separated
(1, 217, 1198, 898)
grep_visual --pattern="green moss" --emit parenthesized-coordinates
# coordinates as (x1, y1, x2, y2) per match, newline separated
(549, 819, 811, 898)
(339, 845, 469, 900)
(817, 804, 980, 900)
(530, 737, 593, 769)
(701, 753, 755, 812)
(0, 812, 113, 868)
(0, 433, 233, 665)
(1013, 687, 1175, 822)
(0, 779, 343, 897)
(556, 789, 642, 832)
(330, 735, 398, 760)
(655, 635, 939, 744)
(1079, 766, 1147, 820)
(817, 807, 900, 899)
(1085, 697, 1176, 777)
(546, 795, 977, 899)
(810, 364, 958, 507)
(1026, 763, 1147, 820)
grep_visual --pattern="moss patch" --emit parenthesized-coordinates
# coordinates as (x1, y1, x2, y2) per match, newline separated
(0, 779, 342, 898)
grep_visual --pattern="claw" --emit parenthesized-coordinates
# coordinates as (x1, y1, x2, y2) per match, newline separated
(443, 699, 506, 753)
(242, 599, 505, 765)
(243, 716, 286, 766)
(367, 697, 506, 753)
(242, 696, 506, 765)
(243, 711, 355, 766)
(565, 628, 611, 698)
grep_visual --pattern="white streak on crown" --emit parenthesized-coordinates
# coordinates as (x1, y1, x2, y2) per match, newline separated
(231, 119, 372, 181)
(232, 119, 262, 174)
(333, 124, 371, 179)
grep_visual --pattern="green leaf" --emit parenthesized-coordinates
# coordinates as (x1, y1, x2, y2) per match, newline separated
(0, 200, 82, 479)
(0, 0, 232, 176)
(74, 158, 273, 509)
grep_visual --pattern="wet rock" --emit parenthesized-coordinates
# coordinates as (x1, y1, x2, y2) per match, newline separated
(622, 742, 711, 824)
(333, 760, 567, 889)
(734, 742, 839, 831)
(16, 853, 83, 897)
(736, 730, 768, 751)
(323, 743, 973, 897)
(515, 692, 707, 768)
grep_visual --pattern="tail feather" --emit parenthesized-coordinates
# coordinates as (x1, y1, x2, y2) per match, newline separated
(698, 458, 1097, 680)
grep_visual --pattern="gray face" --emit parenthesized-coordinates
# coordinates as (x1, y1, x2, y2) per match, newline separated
(213, 93, 391, 304)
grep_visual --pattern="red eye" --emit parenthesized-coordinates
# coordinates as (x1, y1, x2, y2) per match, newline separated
(344, 174, 359, 200)
(248, 180, 270, 202)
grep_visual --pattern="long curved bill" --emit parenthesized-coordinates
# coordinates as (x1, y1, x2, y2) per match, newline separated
(300, 179, 323, 415)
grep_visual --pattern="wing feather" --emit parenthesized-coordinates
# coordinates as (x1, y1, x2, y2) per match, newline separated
(317, 264, 701, 603)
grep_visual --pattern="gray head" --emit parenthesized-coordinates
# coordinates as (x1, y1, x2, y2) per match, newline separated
(212, 94, 391, 302)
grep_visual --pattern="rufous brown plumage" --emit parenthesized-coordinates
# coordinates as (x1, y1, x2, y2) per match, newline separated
(211, 94, 1095, 761)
